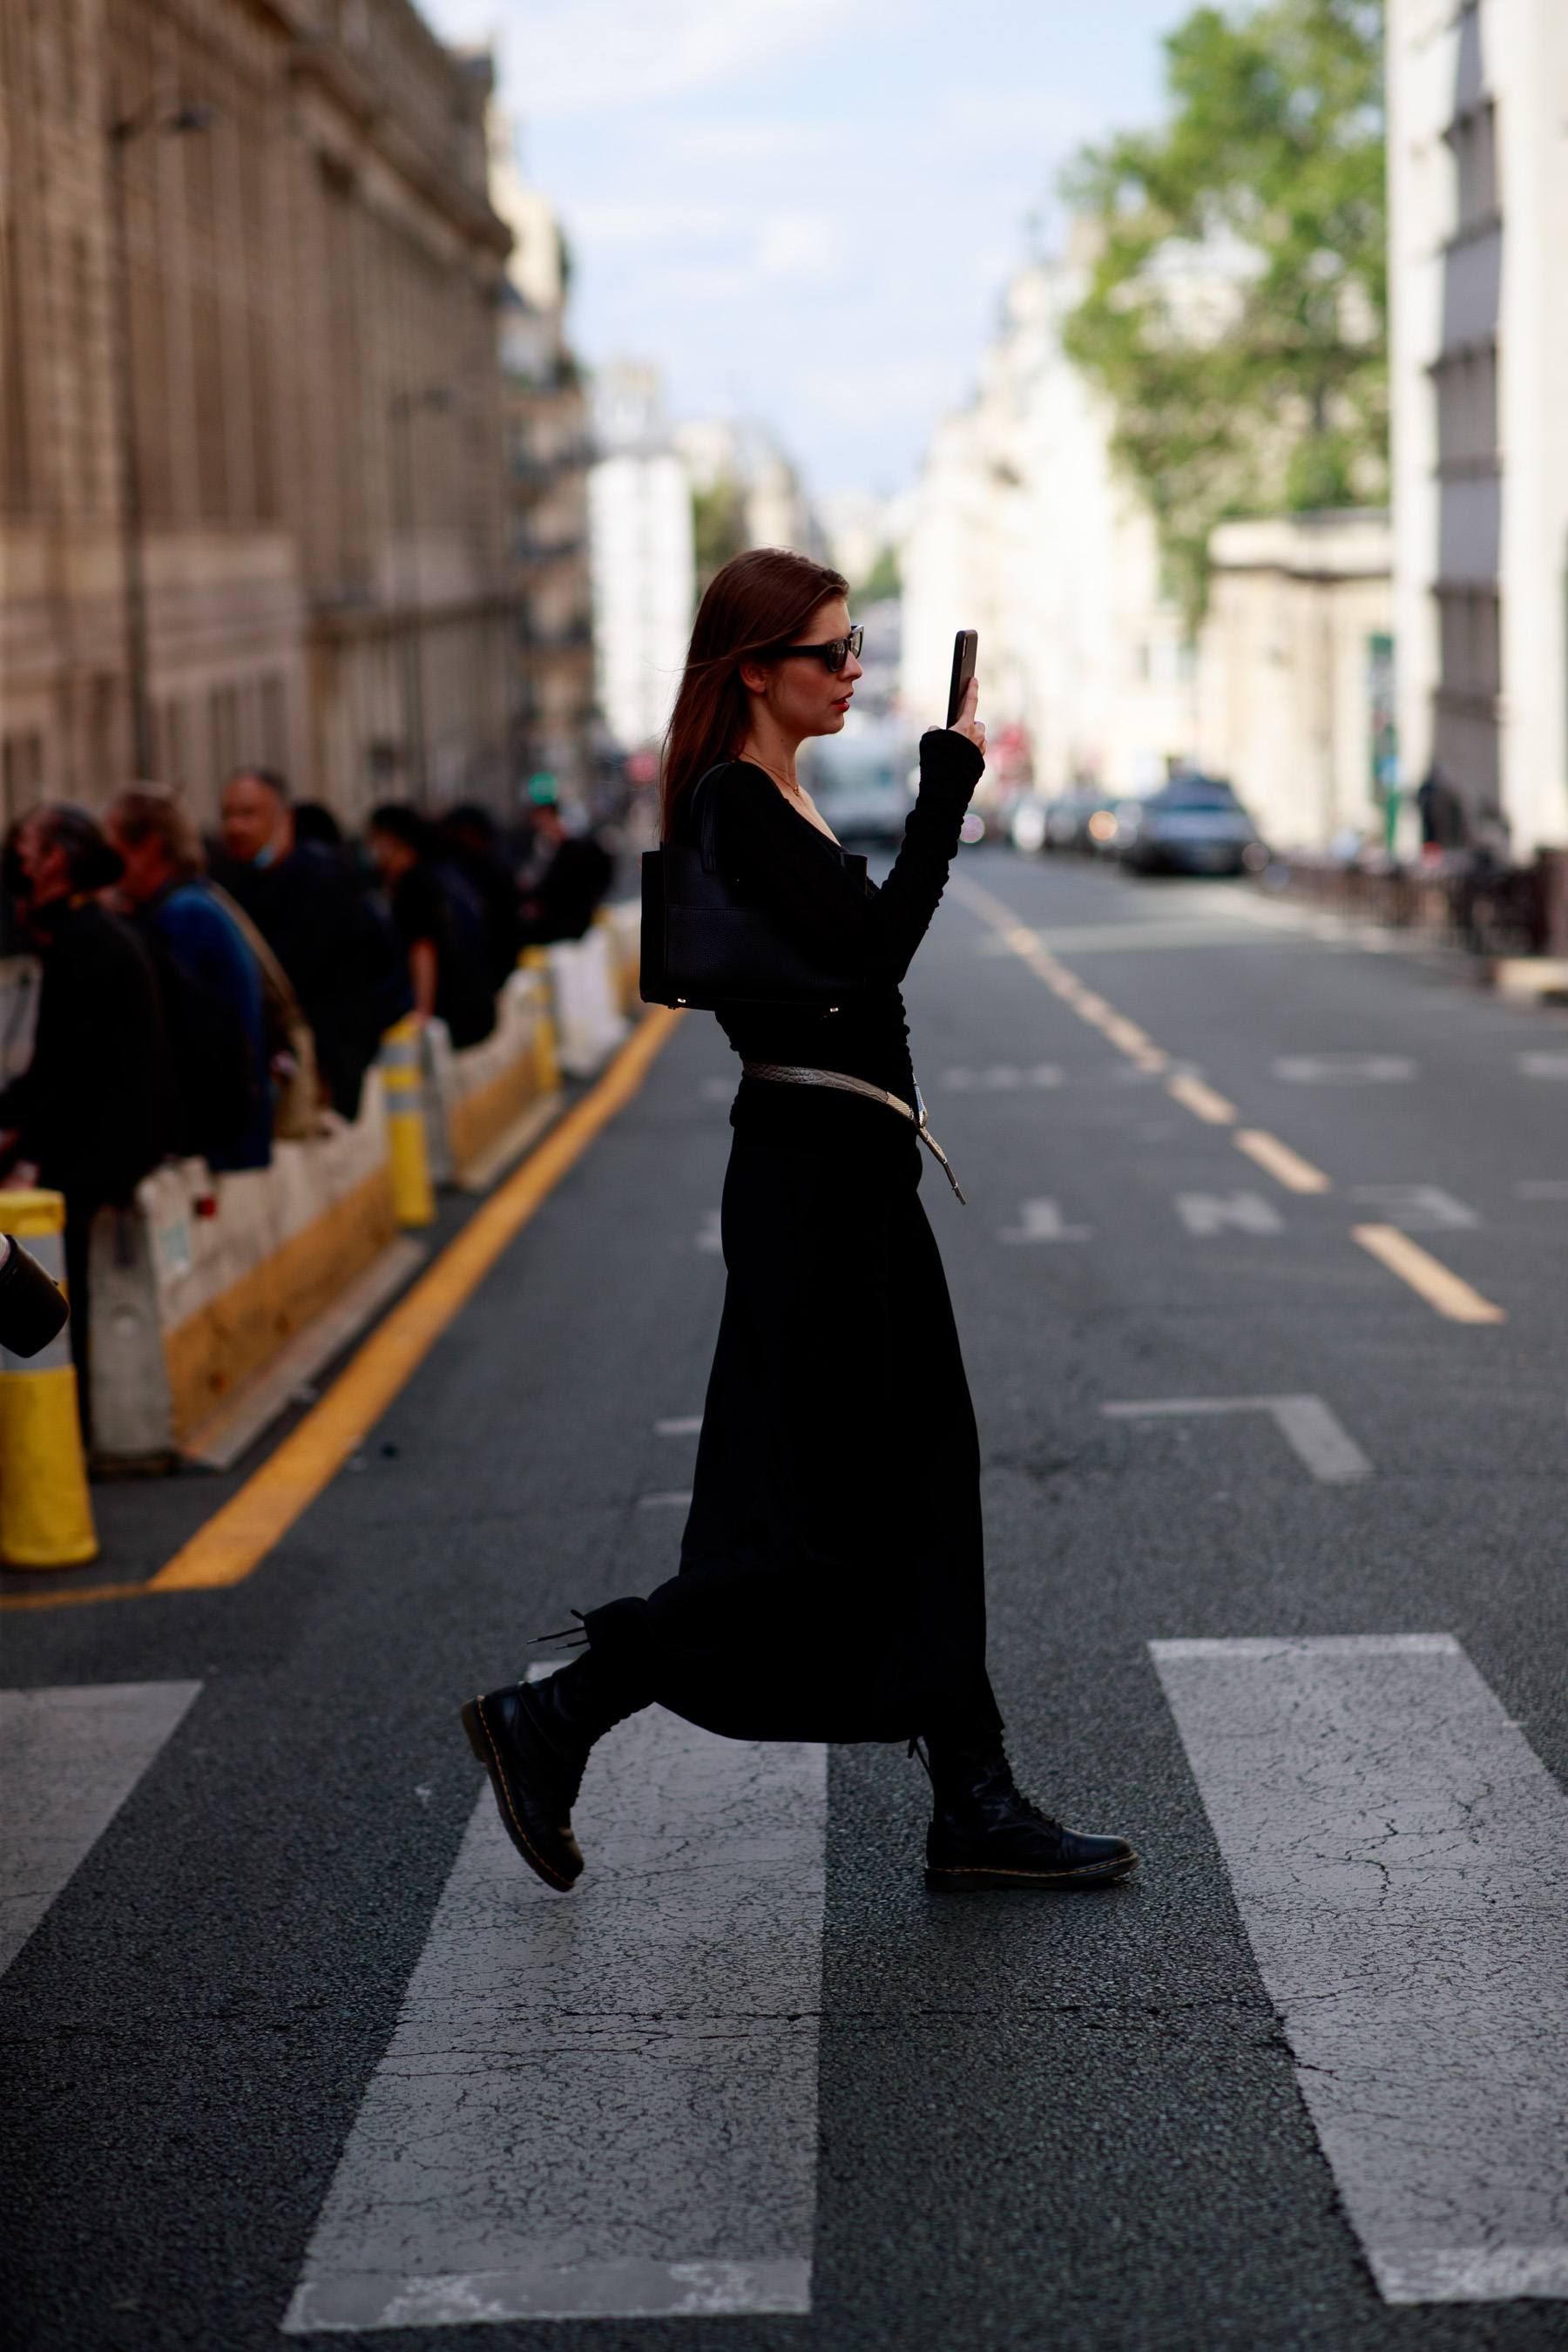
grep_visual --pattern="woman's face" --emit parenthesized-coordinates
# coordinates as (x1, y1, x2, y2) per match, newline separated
(747, 597, 863, 740)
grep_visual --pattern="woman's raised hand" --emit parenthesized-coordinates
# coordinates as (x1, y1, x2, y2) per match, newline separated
(950, 672, 986, 755)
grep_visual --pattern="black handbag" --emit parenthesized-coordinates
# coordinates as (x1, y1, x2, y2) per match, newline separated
(640, 766, 865, 1009)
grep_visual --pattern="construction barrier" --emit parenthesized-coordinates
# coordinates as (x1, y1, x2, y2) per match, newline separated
(91, 1078, 400, 1470)
(83, 898, 638, 1475)
(422, 963, 558, 1186)
(381, 1017, 436, 1228)
(541, 926, 630, 1078)
(596, 901, 642, 1017)
(0, 1190, 98, 1567)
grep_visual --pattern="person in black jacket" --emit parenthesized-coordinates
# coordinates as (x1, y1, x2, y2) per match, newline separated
(514, 789, 613, 947)
(0, 807, 173, 1439)
(368, 804, 496, 1049)
(220, 768, 405, 1119)
(461, 548, 1138, 1897)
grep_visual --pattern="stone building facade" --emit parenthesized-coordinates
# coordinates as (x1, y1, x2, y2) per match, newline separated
(1197, 512, 1394, 854)
(901, 258, 1196, 796)
(1388, 0, 1568, 854)
(0, 0, 516, 829)
(489, 121, 592, 804)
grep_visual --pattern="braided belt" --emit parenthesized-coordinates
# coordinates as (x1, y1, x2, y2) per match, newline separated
(740, 1062, 965, 1202)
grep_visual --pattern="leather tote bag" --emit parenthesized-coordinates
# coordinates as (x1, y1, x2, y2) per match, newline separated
(641, 767, 864, 1010)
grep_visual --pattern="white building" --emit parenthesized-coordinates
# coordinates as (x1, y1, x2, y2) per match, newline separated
(1388, 0, 1568, 853)
(1198, 512, 1395, 852)
(900, 258, 1195, 788)
(587, 364, 695, 752)
(672, 416, 821, 561)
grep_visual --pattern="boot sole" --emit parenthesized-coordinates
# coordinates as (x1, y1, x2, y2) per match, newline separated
(461, 1697, 580, 1892)
(924, 1852, 1139, 1892)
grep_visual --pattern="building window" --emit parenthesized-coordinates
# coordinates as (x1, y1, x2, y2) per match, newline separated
(1, 733, 44, 822)
(155, 700, 189, 791)
(1446, 98, 1496, 233)
(1432, 343, 1497, 476)
(1436, 587, 1500, 702)
(260, 675, 287, 772)
(211, 683, 241, 786)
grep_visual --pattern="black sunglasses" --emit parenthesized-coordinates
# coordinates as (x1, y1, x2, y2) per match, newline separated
(781, 625, 863, 672)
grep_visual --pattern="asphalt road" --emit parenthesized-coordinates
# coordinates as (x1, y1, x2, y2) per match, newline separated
(5, 847, 1567, 2352)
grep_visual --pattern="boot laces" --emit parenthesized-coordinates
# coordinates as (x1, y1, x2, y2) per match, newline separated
(984, 1754, 1063, 1834)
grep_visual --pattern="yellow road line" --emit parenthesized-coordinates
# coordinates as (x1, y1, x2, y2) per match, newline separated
(950, 874, 1509, 1329)
(1166, 1072, 1238, 1125)
(0, 1007, 684, 1613)
(950, 877, 1169, 1070)
(0, 1580, 148, 1612)
(1234, 1129, 1333, 1193)
(1352, 1224, 1506, 1324)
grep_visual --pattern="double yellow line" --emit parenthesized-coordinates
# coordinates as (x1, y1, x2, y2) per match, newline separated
(3, 1007, 684, 1614)
(950, 875, 1506, 1326)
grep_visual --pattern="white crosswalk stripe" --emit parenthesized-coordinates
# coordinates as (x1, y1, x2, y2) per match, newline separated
(0, 1682, 202, 1980)
(284, 1707, 827, 2332)
(1151, 1635, 1568, 2303)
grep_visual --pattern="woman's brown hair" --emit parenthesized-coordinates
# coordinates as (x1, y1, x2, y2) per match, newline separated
(659, 546, 848, 837)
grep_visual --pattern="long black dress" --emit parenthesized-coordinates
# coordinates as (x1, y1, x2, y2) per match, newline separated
(585, 729, 1003, 1746)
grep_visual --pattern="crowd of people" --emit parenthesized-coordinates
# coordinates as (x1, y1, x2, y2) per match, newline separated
(0, 774, 614, 1443)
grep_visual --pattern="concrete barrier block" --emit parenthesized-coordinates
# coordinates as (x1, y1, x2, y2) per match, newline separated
(549, 929, 630, 1078)
(437, 970, 554, 1179)
(91, 1078, 398, 1456)
(595, 901, 641, 1015)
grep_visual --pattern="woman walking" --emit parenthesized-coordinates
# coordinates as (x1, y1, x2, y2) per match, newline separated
(462, 548, 1136, 1893)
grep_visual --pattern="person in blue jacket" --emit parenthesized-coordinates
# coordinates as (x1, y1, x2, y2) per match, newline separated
(106, 788, 273, 1172)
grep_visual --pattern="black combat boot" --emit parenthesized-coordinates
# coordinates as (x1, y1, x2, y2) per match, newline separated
(922, 1734, 1138, 1891)
(461, 1647, 649, 1893)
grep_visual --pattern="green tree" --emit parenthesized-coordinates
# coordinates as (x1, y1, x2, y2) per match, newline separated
(1062, 0, 1387, 628)
(855, 545, 901, 605)
(692, 478, 747, 599)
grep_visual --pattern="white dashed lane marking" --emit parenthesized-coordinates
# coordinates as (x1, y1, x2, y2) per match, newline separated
(997, 1200, 1092, 1244)
(1152, 1636, 1568, 2302)
(1271, 1055, 1416, 1084)
(1348, 1185, 1477, 1231)
(636, 1491, 693, 1510)
(1517, 1053, 1568, 1078)
(693, 1210, 722, 1254)
(653, 1416, 703, 1436)
(284, 1709, 827, 2330)
(940, 1064, 1063, 1090)
(1175, 1191, 1284, 1237)
(0, 1682, 202, 1978)
(1104, 1396, 1371, 1483)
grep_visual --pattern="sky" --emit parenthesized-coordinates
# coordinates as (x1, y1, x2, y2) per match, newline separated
(422, 0, 1195, 503)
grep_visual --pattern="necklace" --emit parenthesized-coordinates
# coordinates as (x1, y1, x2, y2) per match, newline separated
(745, 752, 800, 797)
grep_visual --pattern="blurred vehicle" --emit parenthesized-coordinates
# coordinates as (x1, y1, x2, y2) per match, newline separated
(803, 721, 915, 846)
(1115, 775, 1267, 876)
(1010, 795, 1049, 855)
(1044, 789, 1116, 852)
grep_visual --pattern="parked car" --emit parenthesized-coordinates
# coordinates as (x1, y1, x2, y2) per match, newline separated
(803, 724, 915, 846)
(1116, 776, 1267, 876)
(1044, 789, 1117, 852)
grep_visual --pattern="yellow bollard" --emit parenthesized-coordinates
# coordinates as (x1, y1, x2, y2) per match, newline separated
(0, 1190, 98, 1569)
(381, 1016, 436, 1227)
(520, 948, 560, 1094)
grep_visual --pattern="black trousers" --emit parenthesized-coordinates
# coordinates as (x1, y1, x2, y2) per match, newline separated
(586, 1110, 1003, 1745)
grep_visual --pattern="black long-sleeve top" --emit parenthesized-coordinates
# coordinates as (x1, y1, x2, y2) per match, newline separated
(670, 728, 982, 1142)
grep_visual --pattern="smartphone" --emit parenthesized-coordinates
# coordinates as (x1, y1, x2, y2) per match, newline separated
(946, 630, 978, 727)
